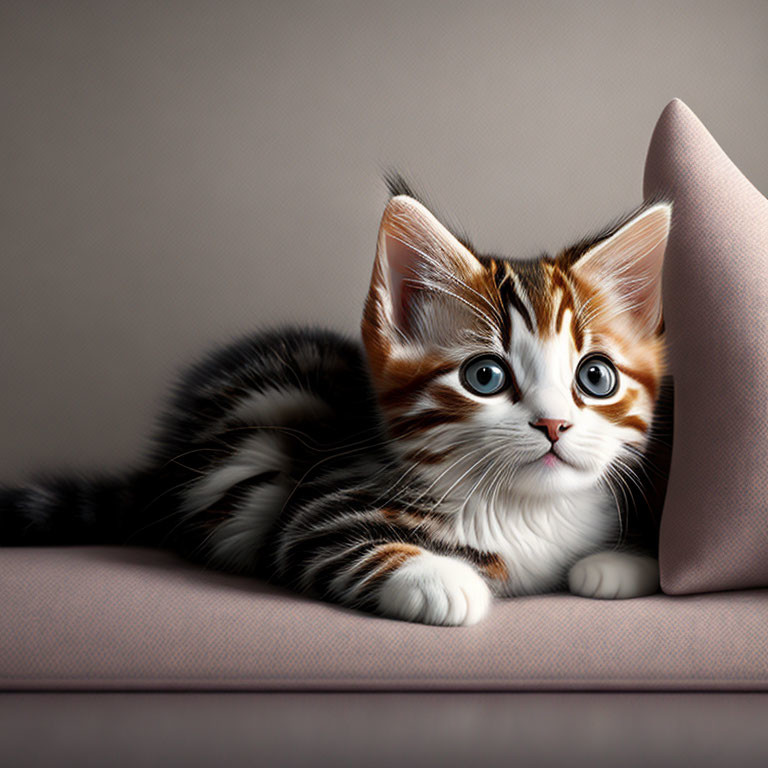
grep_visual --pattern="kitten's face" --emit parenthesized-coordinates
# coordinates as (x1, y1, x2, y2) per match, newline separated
(362, 195, 669, 501)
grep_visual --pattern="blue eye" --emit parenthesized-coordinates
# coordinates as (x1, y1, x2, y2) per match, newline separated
(461, 355, 509, 396)
(576, 355, 618, 398)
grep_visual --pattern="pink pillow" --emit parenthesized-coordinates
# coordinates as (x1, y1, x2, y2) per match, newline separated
(644, 99, 768, 594)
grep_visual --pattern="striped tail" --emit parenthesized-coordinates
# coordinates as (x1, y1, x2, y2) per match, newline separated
(0, 471, 157, 546)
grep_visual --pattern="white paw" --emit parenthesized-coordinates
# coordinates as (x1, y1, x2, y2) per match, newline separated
(568, 552, 659, 599)
(376, 553, 492, 626)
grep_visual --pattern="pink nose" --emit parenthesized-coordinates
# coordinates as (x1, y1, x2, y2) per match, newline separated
(529, 418, 571, 443)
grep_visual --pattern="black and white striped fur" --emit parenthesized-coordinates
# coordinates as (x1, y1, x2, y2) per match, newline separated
(1, 188, 672, 626)
(1, 329, 377, 559)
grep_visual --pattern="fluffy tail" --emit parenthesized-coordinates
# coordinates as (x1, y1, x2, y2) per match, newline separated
(0, 470, 158, 546)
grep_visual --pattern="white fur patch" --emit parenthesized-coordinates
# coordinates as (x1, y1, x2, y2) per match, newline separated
(376, 552, 492, 626)
(227, 388, 329, 427)
(182, 433, 286, 515)
(568, 551, 659, 599)
(207, 480, 289, 572)
(444, 487, 616, 597)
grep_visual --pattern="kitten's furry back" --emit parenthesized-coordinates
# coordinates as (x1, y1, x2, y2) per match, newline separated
(0, 331, 377, 552)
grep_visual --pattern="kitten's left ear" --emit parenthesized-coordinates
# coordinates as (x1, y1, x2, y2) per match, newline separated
(571, 202, 672, 336)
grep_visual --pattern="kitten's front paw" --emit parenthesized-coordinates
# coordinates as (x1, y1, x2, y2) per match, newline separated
(377, 553, 492, 626)
(568, 552, 659, 599)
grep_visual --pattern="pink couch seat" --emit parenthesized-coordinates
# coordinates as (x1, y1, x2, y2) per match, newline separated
(2, 547, 767, 691)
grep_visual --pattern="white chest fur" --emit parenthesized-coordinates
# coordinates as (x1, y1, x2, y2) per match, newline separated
(440, 486, 618, 596)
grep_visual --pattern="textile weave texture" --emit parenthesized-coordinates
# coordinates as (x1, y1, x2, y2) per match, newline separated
(644, 99, 768, 593)
(2, 547, 767, 691)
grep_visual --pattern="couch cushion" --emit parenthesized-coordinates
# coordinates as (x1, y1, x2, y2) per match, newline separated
(644, 99, 768, 594)
(1, 547, 767, 691)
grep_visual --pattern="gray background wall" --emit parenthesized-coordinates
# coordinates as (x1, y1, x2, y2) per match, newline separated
(1, 0, 766, 481)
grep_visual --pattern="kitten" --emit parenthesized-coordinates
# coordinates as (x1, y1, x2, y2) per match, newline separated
(0, 180, 672, 626)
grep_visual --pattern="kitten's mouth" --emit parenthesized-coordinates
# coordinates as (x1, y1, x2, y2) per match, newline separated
(536, 448, 575, 469)
(541, 451, 560, 468)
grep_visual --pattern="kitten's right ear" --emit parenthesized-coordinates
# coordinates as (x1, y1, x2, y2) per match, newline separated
(362, 195, 482, 356)
(570, 202, 672, 338)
